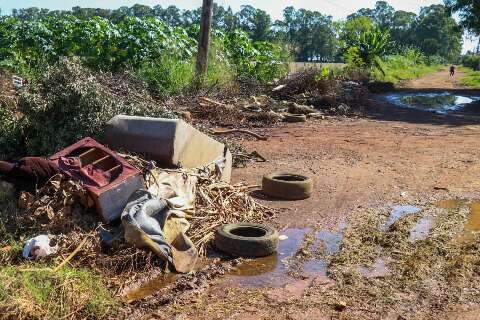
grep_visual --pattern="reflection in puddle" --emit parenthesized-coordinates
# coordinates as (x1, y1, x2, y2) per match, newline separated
(227, 227, 344, 287)
(409, 216, 434, 241)
(122, 272, 178, 303)
(315, 230, 344, 254)
(227, 228, 309, 287)
(357, 258, 390, 278)
(383, 205, 421, 231)
(381, 92, 480, 114)
(436, 199, 480, 242)
(464, 202, 480, 232)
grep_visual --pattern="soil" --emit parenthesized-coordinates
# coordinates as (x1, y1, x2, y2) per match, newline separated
(397, 66, 466, 90)
(128, 69, 480, 319)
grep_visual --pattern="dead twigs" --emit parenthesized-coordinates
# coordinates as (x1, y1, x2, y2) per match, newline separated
(210, 128, 268, 141)
(188, 173, 276, 256)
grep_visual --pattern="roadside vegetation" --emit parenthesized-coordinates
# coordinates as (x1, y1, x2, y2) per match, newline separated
(459, 66, 480, 87)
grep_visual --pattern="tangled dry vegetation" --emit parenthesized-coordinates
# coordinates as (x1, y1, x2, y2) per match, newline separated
(310, 201, 480, 319)
(270, 69, 369, 113)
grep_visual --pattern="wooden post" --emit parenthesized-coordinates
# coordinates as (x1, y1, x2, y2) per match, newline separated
(195, 0, 213, 81)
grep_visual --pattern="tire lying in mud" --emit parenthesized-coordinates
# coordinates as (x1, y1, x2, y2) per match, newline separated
(262, 172, 312, 200)
(215, 223, 279, 257)
(284, 114, 307, 123)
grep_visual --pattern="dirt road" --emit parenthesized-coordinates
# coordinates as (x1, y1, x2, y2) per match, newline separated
(398, 66, 466, 89)
(157, 70, 480, 319)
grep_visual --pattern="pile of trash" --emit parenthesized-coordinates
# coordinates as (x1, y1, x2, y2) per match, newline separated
(190, 96, 283, 127)
(182, 73, 369, 129)
(270, 69, 369, 115)
(4, 117, 275, 280)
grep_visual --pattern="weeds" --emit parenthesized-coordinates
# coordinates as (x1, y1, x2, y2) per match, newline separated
(459, 66, 480, 87)
(319, 201, 480, 319)
(372, 54, 442, 83)
(0, 265, 118, 320)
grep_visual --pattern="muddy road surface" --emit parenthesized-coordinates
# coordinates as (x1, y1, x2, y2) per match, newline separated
(136, 69, 480, 319)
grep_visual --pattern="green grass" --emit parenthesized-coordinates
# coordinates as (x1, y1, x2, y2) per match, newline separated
(0, 183, 118, 320)
(459, 66, 480, 88)
(0, 265, 118, 319)
(371, 54, 442, 83)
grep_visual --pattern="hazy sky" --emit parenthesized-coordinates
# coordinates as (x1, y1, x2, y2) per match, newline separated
(0, 0, 477, 52)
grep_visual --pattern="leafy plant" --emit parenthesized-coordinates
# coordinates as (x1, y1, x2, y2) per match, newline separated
(18, 57, 175, 156)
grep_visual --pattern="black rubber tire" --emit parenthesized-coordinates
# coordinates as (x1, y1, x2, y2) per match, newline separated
(284, 114, 307, 123)
(215, 223, 279, 257)
(262, 172, 312, 200)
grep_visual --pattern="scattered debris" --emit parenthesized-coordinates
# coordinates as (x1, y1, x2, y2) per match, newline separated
(52, 236, 89, 272)
(262, 173, 313, 200)
(215, 223, 279, 257)
(105, 116, 233, 182)
(22, 234, 58, 260)
(0, 157, 59, 194)
(211, 128, 268, 141)
(284, 114, 307, 123)
(190, 174, 276, 256)
(49, 137, 144, 222)
(122, 190, 197, 273)
(287, 102, 316, 115)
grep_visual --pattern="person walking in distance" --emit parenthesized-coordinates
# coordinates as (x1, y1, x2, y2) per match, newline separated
(450, 65, 455, 76)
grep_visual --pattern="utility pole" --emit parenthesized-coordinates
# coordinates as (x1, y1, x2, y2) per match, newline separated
(195, 0, 213, 81)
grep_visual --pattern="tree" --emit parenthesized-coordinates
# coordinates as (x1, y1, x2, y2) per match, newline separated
(347, 1, 394, 30)
(236, 5, 272, 41)
(275, 7, 337, 61)
(445, 0, 480, 35)
(390, 10, 417, 45)
(413, 4, 462, 60)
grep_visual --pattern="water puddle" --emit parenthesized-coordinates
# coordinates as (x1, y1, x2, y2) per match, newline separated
(357, 258, 390, 278)
(383, 205, 421, 231)
(409, 216, 434, 241)
(226, 228, 310, 287)
(436, 199, 480, 242)
(226, 227, 344, 287)
(315, 229, 344, 254)
(122, 272, 178, 303)
(381, 92, 480, 114)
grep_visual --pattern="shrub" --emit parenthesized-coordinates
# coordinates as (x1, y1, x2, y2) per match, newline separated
(462, 54, 480, 71)
(137, 56, 195, 96)
(223, 30, 289, 82)
(18, 57, 175, 156)
(0, 105, 24, 159)
(0, 265, 117, 319)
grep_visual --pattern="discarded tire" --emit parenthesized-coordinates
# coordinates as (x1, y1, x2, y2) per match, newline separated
(284, 114, 306, 123)
(215, 223, 279, 257)
(262, 172, 312, 200)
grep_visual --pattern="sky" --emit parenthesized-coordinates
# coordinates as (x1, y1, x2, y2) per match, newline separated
(0, 0, 477, 52)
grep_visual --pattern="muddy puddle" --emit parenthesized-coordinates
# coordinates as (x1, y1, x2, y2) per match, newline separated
(383, 204, 421, 231)
(225, 228, 332, 287)
(380, 92, 480, 114)
(436, 199, 480, 242)
(357, 257, 390, 278)
(122, 272, 179, 303)
(123, 199, 480, 302)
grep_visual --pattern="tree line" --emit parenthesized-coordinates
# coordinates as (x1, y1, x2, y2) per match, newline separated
(2, 1, 466, 62)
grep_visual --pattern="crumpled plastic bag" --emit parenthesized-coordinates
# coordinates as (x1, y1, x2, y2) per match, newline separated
(22, 234, 58, 260)
(121, 190, 197, 273)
